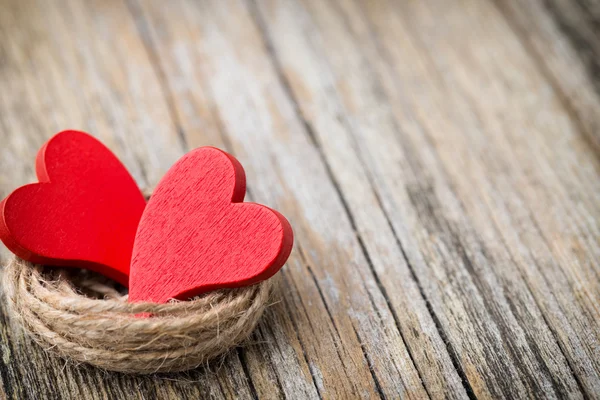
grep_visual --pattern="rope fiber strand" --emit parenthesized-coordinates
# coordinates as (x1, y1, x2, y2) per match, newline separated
(2, 257, 272, 374)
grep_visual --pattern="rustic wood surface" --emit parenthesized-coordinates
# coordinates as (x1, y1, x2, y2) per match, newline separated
(0, 0, 598, 398)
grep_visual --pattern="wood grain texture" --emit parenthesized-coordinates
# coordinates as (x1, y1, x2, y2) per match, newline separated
(0, 0, 598, 399)
(496, 0, 600, 152)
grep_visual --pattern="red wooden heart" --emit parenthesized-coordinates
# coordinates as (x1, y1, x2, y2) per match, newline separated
(0, 130, 146, 286)
(128, 147, 294, 303)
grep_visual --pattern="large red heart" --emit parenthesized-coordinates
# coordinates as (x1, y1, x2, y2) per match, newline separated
(128, 147, 294, 303)
(0, 131, 146, 286)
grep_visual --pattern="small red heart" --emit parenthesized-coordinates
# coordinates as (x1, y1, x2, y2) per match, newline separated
(0, 131, 146, 286)
(128, 147, 294, 303)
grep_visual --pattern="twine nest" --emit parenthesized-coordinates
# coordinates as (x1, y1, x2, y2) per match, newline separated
(2, 257, 272, 374)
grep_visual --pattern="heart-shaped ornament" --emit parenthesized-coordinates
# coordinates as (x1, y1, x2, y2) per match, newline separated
(129, 147, 294, 303)
(0, 131, 146, 285)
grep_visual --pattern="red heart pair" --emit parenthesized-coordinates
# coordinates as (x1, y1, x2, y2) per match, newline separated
(0, 131, 293, 303)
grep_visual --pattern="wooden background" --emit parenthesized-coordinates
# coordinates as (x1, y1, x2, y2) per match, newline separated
(0, 0, 599, 398)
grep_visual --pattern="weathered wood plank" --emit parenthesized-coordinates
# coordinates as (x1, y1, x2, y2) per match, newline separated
(496, 0, 600, 152)
(0, 0, 257, 398)
(249, 0, 600, 397)
(351, 0, 600, 396)
(247, 1, 470, 398)
(0, 0, 598, 398)
(130, 0, 434, 398)
(376, 0, 600, 394)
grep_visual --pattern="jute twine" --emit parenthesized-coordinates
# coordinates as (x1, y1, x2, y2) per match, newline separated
(2, 257, 272, 374)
